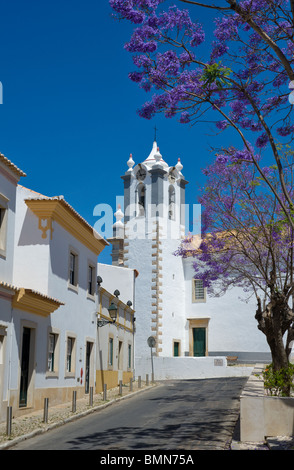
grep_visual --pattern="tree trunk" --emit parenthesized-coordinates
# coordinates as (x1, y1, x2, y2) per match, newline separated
(255, 294, 294, 395)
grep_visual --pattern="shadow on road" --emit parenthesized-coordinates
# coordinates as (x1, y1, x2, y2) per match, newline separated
(65, 377, 247, 450)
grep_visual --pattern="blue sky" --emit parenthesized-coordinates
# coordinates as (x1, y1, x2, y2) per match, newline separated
(0, 1, 240, 263)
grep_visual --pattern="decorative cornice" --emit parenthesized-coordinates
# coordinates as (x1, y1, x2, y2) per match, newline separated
(25, 198, 108, 255)
(11, 287, 64, 317)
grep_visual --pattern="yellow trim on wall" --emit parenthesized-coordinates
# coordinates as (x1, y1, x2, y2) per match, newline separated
(25, 198, 108, 255)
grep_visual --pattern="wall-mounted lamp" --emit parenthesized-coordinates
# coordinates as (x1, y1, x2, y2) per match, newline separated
(97, 290, 119, 328)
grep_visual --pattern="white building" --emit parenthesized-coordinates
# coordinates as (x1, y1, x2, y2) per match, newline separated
(0, 152, 136, 422)
(96, 263, 137, 391)
(109, 140, 270, 376)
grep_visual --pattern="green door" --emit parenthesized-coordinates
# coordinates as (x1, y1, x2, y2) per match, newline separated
(173, 342, 179, 357)
(193, 328, 206, 357)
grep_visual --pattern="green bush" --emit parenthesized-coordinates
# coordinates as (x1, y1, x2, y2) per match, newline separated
(262, 363, 294, 397)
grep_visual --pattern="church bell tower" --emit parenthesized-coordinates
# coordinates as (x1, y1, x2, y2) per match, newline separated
(110, 140, 188, 360)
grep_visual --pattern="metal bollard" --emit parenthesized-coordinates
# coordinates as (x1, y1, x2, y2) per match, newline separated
(43, 397, 49, 423)
(129, 378, 133, 392)
(72, 390, 77, 412)
(6, 406, 12, 436)
(119, 380, 123, 396)
(103, 383, 107, 401)
(146, 373, 149, 386)
(138, 376, 141, 388)
(89, 387, 93, 406)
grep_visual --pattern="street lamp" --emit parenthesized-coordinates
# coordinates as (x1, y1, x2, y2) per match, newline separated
(97, 291, 119, 328)
(108, 302, 118, 322)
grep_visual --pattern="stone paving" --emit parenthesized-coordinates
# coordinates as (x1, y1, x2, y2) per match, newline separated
(0, 381, 155, 449)
(231, 436, 294, 451)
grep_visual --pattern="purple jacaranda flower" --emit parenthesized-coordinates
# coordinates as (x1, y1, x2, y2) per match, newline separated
(179, 111, 190, 123)
(216, 120, 228, 130)
(256, 133, 269, 148)
(277, 125, 294, 137)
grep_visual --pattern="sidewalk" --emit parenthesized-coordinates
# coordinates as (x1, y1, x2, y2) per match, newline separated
(0, 380, 157, 450)
(229, 416, 294, 450)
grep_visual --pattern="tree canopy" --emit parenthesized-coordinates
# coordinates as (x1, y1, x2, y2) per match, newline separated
(110, 0, 294, 380)
(110, 0, 294, 224)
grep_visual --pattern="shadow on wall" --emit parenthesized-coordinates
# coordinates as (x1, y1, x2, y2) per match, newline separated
(17, 208, 49, 246)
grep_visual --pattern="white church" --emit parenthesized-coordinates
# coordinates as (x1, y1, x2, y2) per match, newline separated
(108, 139, 271, 378)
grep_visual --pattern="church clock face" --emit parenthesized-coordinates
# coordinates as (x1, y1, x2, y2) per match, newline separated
(136, 168, 147, 181)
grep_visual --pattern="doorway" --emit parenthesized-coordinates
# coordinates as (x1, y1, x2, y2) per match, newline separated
(188, 318, 209, 357)
(85, 341, 92, 394)
(118, 341, 123, 382)
(193, 328, 206, 357)
(19, 327, 31, 407)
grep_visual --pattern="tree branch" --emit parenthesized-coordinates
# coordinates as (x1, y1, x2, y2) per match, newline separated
(227, 0, 294, 80)
(179, 0, 231, 10)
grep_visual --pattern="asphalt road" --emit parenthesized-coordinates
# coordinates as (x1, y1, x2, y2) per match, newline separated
(11, 377, 247, 451)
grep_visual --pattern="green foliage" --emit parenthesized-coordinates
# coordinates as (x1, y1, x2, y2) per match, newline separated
(262, 363, 294, 397)
(200, 62, 232, 89)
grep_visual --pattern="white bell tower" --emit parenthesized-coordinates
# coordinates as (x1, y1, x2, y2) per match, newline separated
(110, 140, 188, 360)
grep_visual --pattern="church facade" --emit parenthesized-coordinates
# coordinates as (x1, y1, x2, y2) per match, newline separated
(109, 140, 271, 369)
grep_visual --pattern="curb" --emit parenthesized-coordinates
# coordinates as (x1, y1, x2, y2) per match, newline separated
(0, 383, 160, 450)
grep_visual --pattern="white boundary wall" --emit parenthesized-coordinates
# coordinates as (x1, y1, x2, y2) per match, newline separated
(135, 356, 253, 380)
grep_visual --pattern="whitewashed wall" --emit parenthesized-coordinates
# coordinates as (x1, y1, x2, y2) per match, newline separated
(98, 263, 135, 306)
(183, 257, 270, 361)
(135, 356, 253, 380)
(11, 186, 98, 391)
(0, 168, 18, 283)
(13, 186, 50, 293)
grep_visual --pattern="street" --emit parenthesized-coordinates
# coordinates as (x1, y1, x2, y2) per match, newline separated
(11, 377, 247, 451)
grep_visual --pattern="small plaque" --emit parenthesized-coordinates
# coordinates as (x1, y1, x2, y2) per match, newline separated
(214, 359, 224, 367)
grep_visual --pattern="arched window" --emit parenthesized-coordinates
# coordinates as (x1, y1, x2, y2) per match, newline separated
(137, 184, 145, 217)
(168, 185, 175, 220)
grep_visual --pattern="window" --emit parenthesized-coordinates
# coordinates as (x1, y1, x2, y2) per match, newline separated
(168, 185, 175, 220)
(88, 265, 94, 296)
(69, 251, 78, 287)
(67, 337, 74, 372)
(108, 337, 114, 366)
(48, 333, 56, 372)
(0, 207, 5, 232)
(128, 344, 132, 369)
(0, 335, 4, 364)
(137, 184, 145, 216)
(192, 279, 206, 303)
(0, 195, 8, 256)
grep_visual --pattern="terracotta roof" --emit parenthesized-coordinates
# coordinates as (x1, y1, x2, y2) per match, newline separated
(0, 281, 63, 305)
(0, 153, 26, 177)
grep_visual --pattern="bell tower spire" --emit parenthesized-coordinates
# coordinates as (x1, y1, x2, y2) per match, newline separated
(110, 137, 188, 361)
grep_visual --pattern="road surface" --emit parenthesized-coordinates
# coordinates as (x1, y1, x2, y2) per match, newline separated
(11, 377, 247, 451)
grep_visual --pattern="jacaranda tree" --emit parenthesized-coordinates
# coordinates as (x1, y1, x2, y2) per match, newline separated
(110, 0, 294, 381)
(175, 150, 294, 389)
